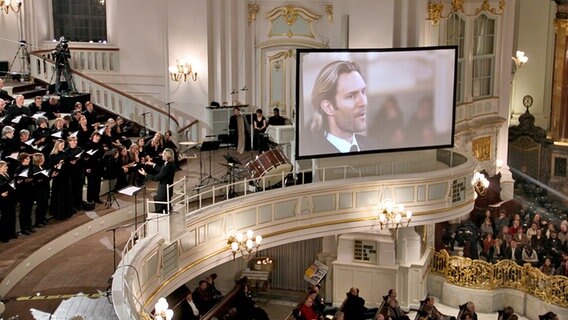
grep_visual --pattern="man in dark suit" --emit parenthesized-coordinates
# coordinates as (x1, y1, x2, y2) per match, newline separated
(504, 240, 523, 262)
(139, 147, 176, 214)
(177, 291, 200, 320)
(0, 79, 14, 103)
(308, 60, 372, 154)
(341, 287, 377, 320)
(3, 95, 32, 132)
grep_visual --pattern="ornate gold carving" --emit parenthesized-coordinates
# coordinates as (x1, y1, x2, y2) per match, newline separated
(451, 0, 464, 14)
(266, 5, 321, 24)
(266, 5, 321, 39)
(427, 0, 505, 25)
(325, 5, 333, 23)
(553, 19, 568, 34)
(431, 250, 568, 308)
(472, 136, 492, 161)
(474, 0, 505, 16)
(427, 2, 445, 25)
(248, 2, 260, 25)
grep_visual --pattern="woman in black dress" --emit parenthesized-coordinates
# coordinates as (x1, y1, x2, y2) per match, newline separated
(253, 108, 267, 152)
(113, 145, 135, 191)
(76, 115, 93, 149)
(14, 153, 35, 235)
(31, 153, 50, 228)
(65, 135, 85, 212)
(1, 126, 18, 177)
(0, 160, 17, 242)
(49, 139, 74, 220)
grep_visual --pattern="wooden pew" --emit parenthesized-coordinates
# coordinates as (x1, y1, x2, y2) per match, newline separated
(200, 284, 242, 320)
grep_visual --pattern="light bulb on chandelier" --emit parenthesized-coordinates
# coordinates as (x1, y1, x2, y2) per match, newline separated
(227, 229, 262, 260)
(376, 200, 412, 231)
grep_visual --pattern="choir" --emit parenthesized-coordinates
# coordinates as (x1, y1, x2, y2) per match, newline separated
(0, 96, 179, 243)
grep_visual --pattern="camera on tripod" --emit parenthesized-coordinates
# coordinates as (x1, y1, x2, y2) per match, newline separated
(52, 37, 71, 68)
(18, 40, 26, 47)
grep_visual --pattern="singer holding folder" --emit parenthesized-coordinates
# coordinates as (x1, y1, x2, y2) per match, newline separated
(15, 153, 35, 235)
(0, 160, 17, 242)
(138, 148, 176, 214)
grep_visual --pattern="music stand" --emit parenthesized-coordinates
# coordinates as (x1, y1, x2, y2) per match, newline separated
(118, 185, 143, 231)
(200, 140, 221, 186)
(104, 149, 119, 208)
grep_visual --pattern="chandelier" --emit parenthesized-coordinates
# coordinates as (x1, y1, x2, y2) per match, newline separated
(376, 200, 412, 230)
(471, 171, 490, 196)
(0, 0, 22, 14)
(152, 297, 173, 320)
(227, 229, 262, 260)
(168, 59, 198, 82)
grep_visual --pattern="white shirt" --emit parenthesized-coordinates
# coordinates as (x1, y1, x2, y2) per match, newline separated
(187, 299, 199, 316)
(326, 133, 360, 153)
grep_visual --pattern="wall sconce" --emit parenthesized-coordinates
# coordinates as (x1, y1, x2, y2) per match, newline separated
(376, 200, 412, 231)
(0, 0, 22, 14)
(512, 50, 528, 75)
(168, 59, 198, 82)
(227, 229, 262, 261)
(471, 171, 490, 196)
(152, 297, 173, 320)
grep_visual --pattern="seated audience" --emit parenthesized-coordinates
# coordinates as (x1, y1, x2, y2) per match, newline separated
(299, 296, 321, 320)
(539, 257, 556, 275)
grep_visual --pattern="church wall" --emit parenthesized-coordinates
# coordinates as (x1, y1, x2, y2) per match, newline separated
(511, 0, 555, 130)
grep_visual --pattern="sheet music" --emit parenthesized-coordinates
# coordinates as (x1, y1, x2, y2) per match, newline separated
(12, 115, 22, 124)
(98, 127, 105, 135)
(74, 150, 84, 158)
(18, 169, 29, 178)
(25, 138, 35, 146)
(7, 152, 19, 160)
(69, 131, 79, 138)
(86, 149, 98, 156)
(118, 186, 142, 196)
(51, 131, 63, 138)
(33, 169, 51, 177)
(32, 144, 46, 151)
(32, 112, 46, 120)
(9, 180, 15, 189)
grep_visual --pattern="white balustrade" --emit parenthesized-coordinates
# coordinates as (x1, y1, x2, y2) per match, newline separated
(29, 51, 178, 135)
(112, 149, 477, 320)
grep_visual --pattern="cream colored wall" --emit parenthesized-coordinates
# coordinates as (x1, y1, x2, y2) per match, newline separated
(511, 0, 555, 130)
(0, 11, 24, 64)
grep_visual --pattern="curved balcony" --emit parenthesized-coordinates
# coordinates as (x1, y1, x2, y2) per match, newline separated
(112, 149, 478, 320)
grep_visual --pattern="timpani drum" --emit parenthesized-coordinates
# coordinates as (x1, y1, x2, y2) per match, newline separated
(245, 148, 292, 187)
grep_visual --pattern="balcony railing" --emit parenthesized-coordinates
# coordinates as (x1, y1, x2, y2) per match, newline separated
(28, 49, 185, 136)
(430, 249, 568, 308)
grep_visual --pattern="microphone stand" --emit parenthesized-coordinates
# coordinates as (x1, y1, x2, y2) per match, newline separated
(141, 112, 150, 137)
(165, 102, 174, 131)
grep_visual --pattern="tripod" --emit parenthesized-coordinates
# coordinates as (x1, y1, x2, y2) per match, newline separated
(221, 163, 239, 199)
(3, 40, 30, 82)
(105, 178, 120, 208)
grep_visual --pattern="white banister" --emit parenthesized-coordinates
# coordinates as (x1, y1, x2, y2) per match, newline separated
(29, 50, 180, 135)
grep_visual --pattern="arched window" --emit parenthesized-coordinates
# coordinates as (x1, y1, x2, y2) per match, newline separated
(472, 14, 495, 99)
(52, 0, 107, 42)
(446, 13, 465, 103)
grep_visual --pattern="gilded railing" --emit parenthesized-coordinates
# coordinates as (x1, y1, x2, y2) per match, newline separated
(430, 250, 568, 308)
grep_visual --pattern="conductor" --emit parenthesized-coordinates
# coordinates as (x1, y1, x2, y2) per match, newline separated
(138, 148, 176, 214)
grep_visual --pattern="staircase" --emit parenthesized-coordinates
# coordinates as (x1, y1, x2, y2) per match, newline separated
(1, 78, 47, 99)
(27, 48, 199, 140)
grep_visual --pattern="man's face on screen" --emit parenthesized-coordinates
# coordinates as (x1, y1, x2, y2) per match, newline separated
(328, 71, 367, 138)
